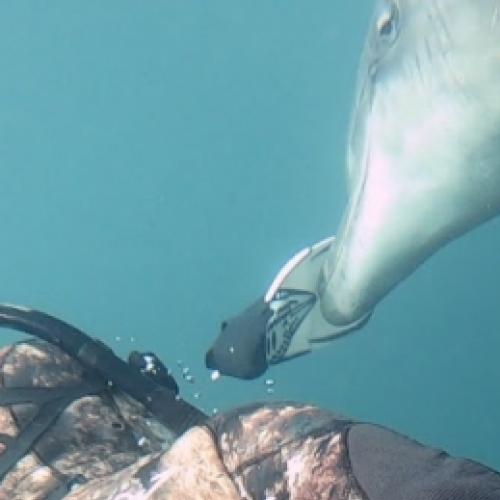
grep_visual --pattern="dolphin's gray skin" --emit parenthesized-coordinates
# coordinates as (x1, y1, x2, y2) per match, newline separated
(321, 0, 500, 326)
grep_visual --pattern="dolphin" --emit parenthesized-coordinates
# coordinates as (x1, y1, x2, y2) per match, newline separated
(321, 0, 500, 327)
(206, 0, 500, 378)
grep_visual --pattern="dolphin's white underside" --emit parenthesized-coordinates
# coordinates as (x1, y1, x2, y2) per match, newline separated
(319, 0, 500, 326)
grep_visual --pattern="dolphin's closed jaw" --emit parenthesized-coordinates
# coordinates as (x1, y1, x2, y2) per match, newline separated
(321, 0, 500, 326)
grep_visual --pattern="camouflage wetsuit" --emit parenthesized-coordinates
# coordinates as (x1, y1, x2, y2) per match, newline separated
(1, 340, 499, 500)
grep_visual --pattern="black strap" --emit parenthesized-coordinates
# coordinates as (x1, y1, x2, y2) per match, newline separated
(0, 303, 207, 492)
(0, 304, 207, 435)
(0, 381, 105, 480)
(0, 386, 98, 405)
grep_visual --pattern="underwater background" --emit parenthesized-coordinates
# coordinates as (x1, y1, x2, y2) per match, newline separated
(0, 1, 499, 470)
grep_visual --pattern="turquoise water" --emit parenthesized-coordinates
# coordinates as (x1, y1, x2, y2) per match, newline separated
(0, 1, 499, 470)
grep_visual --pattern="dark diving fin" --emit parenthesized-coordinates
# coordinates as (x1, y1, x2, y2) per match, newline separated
(206, 237, 370, 379)
(264, 236, 370, 363)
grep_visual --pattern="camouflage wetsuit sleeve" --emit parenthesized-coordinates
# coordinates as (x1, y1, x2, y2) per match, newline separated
(65, 402, 500, 500)
(0, 340, 176, 500)
(204, 403, 500, 500)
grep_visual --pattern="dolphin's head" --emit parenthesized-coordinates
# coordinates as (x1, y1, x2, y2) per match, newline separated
(321, 0, 500, 325)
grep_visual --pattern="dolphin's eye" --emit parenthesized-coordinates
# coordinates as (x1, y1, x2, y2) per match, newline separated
(376, 2, 399, 42)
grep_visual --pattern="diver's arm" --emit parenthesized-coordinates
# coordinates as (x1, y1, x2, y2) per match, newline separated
(205, 403, 500, 499)
(347, 423, 500, 500)
(63, 402, 500, 499)
(207, 404, 500, 499)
